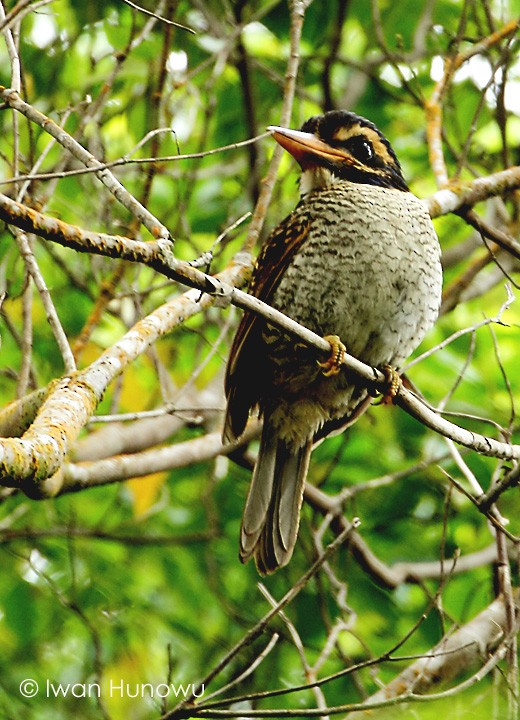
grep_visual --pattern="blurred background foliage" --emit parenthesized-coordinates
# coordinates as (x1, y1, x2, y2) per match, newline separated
(0, 0, 520, 718)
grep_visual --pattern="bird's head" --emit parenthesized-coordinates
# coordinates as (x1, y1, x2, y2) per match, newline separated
(269, 110, 409, 195)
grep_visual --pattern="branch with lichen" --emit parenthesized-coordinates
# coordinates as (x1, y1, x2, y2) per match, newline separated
(0, 181, 519, 497)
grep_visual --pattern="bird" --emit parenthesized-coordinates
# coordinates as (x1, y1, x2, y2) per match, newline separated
(223, 110, 442, 575)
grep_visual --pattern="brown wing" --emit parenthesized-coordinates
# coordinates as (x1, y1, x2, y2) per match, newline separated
(223, 208, 311, 442)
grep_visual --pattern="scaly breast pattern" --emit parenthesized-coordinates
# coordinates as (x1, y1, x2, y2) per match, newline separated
(263, 181, 442, 447)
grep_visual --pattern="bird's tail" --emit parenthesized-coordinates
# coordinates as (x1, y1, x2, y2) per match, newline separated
(239, 424, 312, 574)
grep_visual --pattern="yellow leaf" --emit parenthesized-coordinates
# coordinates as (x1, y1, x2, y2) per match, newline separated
(127, 472, 167, 517)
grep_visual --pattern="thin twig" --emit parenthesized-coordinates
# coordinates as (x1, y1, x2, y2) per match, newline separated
(119, 0, 196, 33)
(165, 520, 359, 718)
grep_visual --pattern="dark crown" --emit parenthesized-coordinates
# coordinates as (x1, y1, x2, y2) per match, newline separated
(301, 111, 409, 191)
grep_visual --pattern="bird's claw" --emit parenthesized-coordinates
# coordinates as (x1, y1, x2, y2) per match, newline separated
(318, 335, 346, 377)
(378, 364, 402, 404)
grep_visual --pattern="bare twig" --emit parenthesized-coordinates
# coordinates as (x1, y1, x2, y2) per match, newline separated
(166, 520, 359, 718)
(0, 86, 170, 240)
(119, 0, 196, 33)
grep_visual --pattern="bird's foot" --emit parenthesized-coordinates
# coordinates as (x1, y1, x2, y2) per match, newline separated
(374, 364, 402, 404)
(318, 335, 346, 377)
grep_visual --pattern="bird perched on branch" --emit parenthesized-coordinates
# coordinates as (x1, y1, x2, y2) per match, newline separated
(223, 110, 442, 574)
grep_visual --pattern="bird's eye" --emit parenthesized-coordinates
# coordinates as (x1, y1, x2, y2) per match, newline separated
(346, 136, 375, 164)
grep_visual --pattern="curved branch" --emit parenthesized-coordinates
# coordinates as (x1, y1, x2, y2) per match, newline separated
(0, 188, 519, 496)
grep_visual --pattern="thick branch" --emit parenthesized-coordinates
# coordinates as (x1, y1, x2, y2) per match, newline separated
(57, 425, 260, 495)
(427, 166, 520, 218)
(0, 190, 519, 496)
(348, 591, 520, 717)
(0, 263, 248, 496)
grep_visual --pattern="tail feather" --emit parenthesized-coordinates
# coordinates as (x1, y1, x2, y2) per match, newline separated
(240, 431, 277, 545)
(240, 425, 312, 574)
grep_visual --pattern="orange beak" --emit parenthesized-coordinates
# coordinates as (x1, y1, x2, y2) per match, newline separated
(268, 125, 354, 168)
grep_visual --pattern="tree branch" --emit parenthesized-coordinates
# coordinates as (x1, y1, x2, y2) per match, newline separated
(1, 186, 519, 496)
(0, 86, 170, 240)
